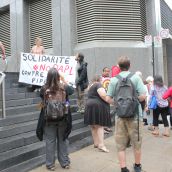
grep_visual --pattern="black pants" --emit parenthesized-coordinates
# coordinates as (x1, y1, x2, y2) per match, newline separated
(169, 108, 172, 126)
(153, 106, 169, 127)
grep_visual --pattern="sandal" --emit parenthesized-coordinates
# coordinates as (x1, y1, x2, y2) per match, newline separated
(98, 146, 109, 153)
(163, 133, 170, 137)
(152, 131, 159, 136)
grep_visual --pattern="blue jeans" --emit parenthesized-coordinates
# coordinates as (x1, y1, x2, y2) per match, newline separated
(44, 120, 70, 168)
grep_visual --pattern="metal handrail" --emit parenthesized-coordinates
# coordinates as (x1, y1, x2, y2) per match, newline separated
(0, 72, 6, 118)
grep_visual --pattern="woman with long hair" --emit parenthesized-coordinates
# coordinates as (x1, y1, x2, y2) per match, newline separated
(84, 75, 111, 152)
(40, 68, 72, 170)
(149, 75, 170, 137)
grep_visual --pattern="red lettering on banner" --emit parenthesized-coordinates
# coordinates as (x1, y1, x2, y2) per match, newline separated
(64, 65, 69, 73)
(69, 67, 73, 75)
(58, 65, 63, 73)
(40, 64, 46, 71)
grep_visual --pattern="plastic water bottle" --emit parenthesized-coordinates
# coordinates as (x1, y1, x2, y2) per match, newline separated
(64, 101, 70, 114)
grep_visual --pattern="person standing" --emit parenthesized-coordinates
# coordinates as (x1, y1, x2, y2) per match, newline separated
(31, 37, 45, 55)
(101, 67, 112, 134)
(106, 56, 146, 172)
(163, 85, 172, 129)
(0, 41, 5, 60)
(84, 75, 111, 152)
(75, 53, 88, 113)
(145, 76, 154, 130)
(149, 75, 170, 137)
(31, 37, 45, 92)
(111, 64, 121, 77)
(40, 68, 72, 170)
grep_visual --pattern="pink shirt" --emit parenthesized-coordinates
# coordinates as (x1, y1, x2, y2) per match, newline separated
(111, 66, 121, 77)
(163, 87, 172, 108)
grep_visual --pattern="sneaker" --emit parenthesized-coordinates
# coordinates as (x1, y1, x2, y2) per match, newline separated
(80, 109, 85, 113)
(62, 164, 70, 169)
(46, 165, 55, 171)
(121, 167, 130, 172)
(77, 109, 81, 113)
(133, 164, 142, 172)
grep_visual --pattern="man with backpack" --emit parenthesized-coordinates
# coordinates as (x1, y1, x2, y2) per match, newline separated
(106, 56, 146, 172)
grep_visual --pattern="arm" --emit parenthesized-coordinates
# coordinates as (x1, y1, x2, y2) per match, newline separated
(97, 87, 107, 102)
(106, 95, 115, 105)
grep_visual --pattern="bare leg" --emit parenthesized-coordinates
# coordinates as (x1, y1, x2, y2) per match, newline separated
(118, 151, 126, 168)
(134, 149, 141, 164)
(90, 125, 99, 147)
(97, 126, 109, 152)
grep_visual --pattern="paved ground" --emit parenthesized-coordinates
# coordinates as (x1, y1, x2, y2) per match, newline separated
(30, 125, 172, 172)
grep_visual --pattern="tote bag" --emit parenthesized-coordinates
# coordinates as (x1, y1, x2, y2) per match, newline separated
(148, 91, 157, 110)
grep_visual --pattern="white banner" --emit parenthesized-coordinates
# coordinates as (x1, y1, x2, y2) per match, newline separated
(19, 53, 77, 86)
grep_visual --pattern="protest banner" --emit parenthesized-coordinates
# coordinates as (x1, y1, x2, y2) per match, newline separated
(19, 53, 77, 86)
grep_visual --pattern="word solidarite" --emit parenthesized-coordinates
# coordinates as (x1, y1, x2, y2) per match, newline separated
(22, 53, 71, 64)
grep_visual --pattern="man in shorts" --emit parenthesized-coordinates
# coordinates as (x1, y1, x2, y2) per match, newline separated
(106, 56, 146, 172)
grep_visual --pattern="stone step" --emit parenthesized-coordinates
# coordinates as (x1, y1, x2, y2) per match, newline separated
(69, 126, 91, 143)
(5, 104, 38, 116)
(0, 111, 40, 127)
(0, 118, 88, 152)
(5, 97, 41, 108)
(0, 142, 45, 171)
(0, 131, 39, 153)
(72, 118, 86, 130)
(4, 92, 40, 101)
(0, 120, 37, 139)
(0, 155, 46, 172)
(0, 134, 94, 172)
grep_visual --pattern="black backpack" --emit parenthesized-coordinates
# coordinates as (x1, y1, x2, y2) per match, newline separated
(44, 87, 66, 122)
(114, 73, 139, 118)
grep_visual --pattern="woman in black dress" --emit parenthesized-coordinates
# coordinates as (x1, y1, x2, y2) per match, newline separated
(84, 75, 111, 152)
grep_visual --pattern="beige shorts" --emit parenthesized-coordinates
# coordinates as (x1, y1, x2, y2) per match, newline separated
(115, 117, 142, 152)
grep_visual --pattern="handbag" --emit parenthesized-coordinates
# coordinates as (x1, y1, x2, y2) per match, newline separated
(148, 91, 157, 109)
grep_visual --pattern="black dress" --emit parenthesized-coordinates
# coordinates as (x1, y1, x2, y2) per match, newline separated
(84, 83, 111, 127)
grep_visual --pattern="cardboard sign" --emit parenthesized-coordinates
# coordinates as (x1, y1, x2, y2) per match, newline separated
(19, 53, 77, 86)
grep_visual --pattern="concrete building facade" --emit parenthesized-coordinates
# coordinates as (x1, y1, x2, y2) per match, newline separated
(0, 0, 172, 84)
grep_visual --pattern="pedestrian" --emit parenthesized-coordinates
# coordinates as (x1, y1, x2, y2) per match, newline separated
(84, 75, 111, 153)
(106, 56, 146, 172)
(75, 53, 88, 113)
(145, 76, 154, 130)
(149, 75, 170, 137)
(31, 37, 45, 55)
(135, 71, 148, 124)
(0, 41, 5, 60)
(162, 84, 172, 129)
(30, 37, 45, 92)
(101, 67, 112, 134)
(40, 68, 72, 170)
(111, 64, 121, 77)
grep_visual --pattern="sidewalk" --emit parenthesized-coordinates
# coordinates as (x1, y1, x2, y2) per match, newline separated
(30, 126, 172, 172)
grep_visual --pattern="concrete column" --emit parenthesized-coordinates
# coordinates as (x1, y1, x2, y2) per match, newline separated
(52, 0, 62, 56)
(9, 0, 25, 72)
